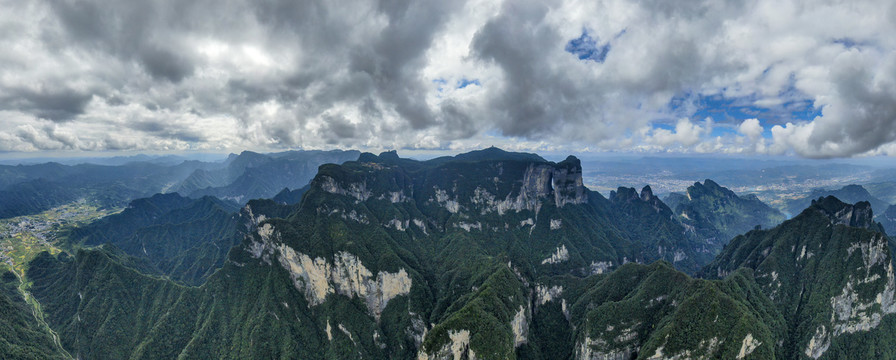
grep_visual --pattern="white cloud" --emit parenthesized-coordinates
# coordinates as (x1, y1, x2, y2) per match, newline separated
(738, 119, 763, 140)
(0, 0, 894, 158)
(644, 118, 712, 148)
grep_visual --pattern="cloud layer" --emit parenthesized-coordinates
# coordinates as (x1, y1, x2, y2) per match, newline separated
(0, 0, 894, 157)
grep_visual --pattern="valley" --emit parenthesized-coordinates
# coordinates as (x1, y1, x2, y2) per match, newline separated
(0, 201, 119, 279)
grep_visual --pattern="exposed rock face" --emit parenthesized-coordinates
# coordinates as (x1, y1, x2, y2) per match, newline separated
(736, 333, 760, 359)
(646, 337, 721, 360)
(590, 261, 612, 275)
(805, 233, 896, 358)
(434, 187, 461, 213)
(248, 224, 412, 318)
(511, 305, 529, 347)
(465, 157, 586, 216)
(553, 156, 587, 207)
(319, 176, 372, 202)
(541, 245, 570, 265)
(418, 329, 476, 360)
(536, 285, 563, 306)
(812, 196, 876, 229)
(240, 203, 267, 231)
(550, 219, 562, 230)
(522, 164, 555, 203)
(576, 335, 637, 360)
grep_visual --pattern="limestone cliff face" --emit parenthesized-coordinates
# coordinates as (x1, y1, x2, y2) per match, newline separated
(435, 156, 587, 217)
(552, 156, 587, 207)
(247, 223, 412, 319)
(575, 331, 638, 360)
(318, 175, 374, 202)
(804, 232, 896, 359)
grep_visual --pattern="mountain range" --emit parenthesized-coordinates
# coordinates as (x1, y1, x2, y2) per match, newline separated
(2, 148, 896, 359)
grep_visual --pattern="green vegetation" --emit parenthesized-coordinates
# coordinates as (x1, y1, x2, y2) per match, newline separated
(0, 271, 69, 359)
(63, 193, 241, 285)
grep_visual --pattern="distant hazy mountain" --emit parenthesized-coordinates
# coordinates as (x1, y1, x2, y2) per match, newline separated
(784, 184, 889, 218)
(879, 204, 896, 237)
(272, 185, 309, 205)
(864, 181, 896, 206)
(665, 179, 786, 253)
(0, 161, 216, 219)
(175, 150, 360, 203)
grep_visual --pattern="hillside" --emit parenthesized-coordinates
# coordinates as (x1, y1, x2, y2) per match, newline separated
(665, 179, 786, 254)
(705, 197, 896, 359)
(63, 193, 242, 285)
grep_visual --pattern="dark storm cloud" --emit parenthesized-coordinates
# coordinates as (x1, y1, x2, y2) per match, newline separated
(471, 1, 564, 137)
(1, 87, 94, 121)
(322, 114, 357, 140)
(139, 44, 194, 82)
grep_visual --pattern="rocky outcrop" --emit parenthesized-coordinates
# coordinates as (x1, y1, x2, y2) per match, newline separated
(511, 305, 529, 347)
(319, 176, 372, 202)
(736, 333, 760, 359)
(417, 329, 476, 360)
(553, 156, 587, 207)
(576, 334, 638, 360)
(541, 245, 570, 265)
(590, 261, 612, 275)
(535, 285, 563, 306)
(812, 196, 876, 229)
(640, 185, 655, 202)
(465, 157, 586, 216)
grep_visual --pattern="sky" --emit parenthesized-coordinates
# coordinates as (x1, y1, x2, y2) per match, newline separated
(0, 0, 895, 159)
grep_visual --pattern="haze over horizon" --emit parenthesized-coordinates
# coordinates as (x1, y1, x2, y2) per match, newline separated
(1, 0, 895, 159)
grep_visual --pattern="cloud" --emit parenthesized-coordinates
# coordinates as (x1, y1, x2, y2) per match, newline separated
(770, 50, 896, 158)
(738, 119, 763, 140)
(0, 0, 894, 157)
(642, 118, 712, 148)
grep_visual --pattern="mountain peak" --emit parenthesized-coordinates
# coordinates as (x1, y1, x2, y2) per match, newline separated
(378, 150, 400, 161)
(810, 196, 875, 229)
(452, 147, 547, 163)
(841, 184, 871, 194)
(640, 185, 654, 201)
(559, 155, 581, 167)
